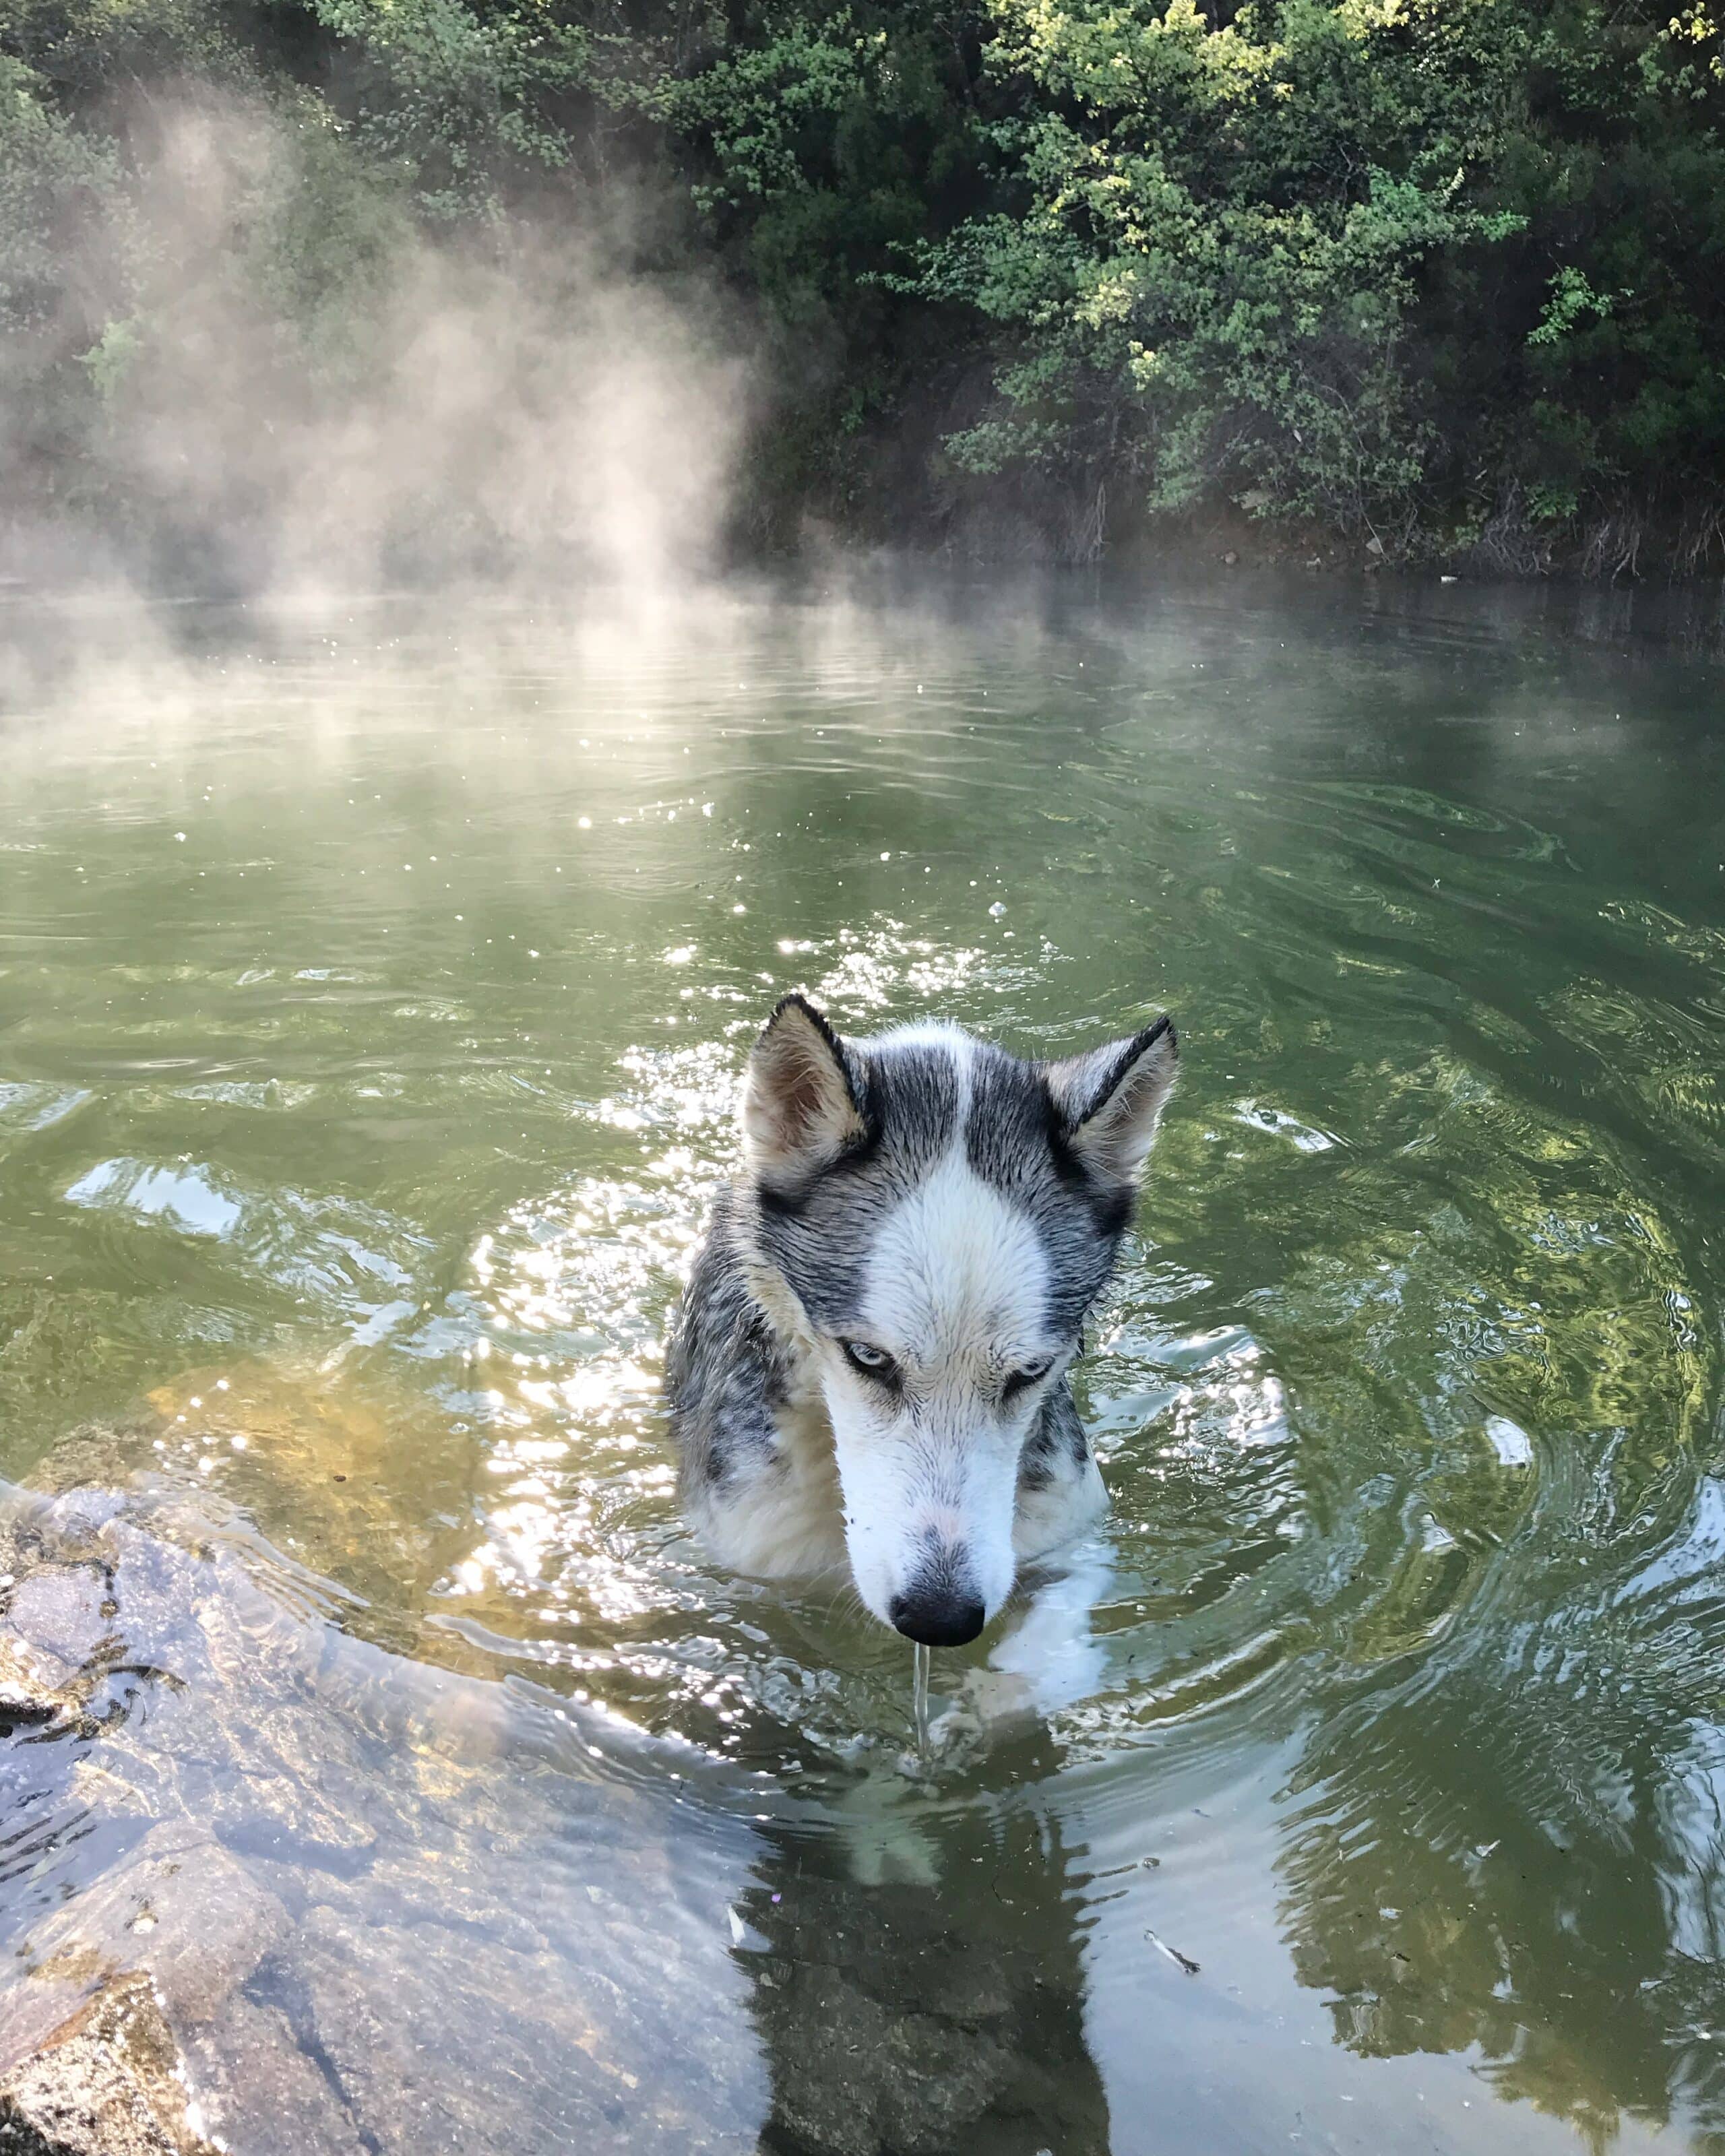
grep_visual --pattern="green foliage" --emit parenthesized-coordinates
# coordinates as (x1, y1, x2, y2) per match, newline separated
(903, 0, 1725, 551)
(3, 0, 247, 98)
(3, 0, 1725, 565)
(908, 0, 1492, 532)
(305, 0, 586, 217)
(77, 311, 142, 399)
(1527, 266, 1617, 349)
(0, 51, 119, 331)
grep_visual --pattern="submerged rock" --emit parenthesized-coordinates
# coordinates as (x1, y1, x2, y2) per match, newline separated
(0, 1630, 75, 1730)
(741, 1859, 1108, 2156)
(0, 1478, 769, 2155)
(0, 1973, 218, 2155)
(6, 1569, 111, 1668)
(2, 1448, 1114, 2156)
(22, 1824, 290, 2027)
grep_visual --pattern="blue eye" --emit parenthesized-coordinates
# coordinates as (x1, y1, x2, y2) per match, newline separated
(840, 1338, 897, 1378)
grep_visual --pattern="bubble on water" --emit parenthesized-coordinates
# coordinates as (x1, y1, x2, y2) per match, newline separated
(1232, 1101, 1338, 1153)
(1486, 1415, 1534, 1467)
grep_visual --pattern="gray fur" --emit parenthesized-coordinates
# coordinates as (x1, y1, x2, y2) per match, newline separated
(666, 1000, 1177, 1619)
(668, 1184, 796, 1496)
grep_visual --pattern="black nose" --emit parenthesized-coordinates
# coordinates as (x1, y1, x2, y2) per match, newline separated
(889, 1588, 986, 1648)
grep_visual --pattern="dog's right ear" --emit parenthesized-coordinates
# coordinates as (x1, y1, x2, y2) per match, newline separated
(741, 994, 867, 1186)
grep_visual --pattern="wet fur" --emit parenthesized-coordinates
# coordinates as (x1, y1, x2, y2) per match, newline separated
(667, 1003, 1177, 1637)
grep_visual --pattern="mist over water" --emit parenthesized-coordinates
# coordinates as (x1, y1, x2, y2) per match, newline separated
(2, 84, 755, 598)
(1, 581, 1723, 2153)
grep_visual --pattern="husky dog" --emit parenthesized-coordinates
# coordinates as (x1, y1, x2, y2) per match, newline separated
(667, 996, 1177, 1648)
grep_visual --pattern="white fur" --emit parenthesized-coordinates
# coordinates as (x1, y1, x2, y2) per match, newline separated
(821, 1145, 1059, 1627)
(868, 1019, 978, 1066)
(1013, 1447, 1107, 1559)
(987, 1540, 1112, 1711)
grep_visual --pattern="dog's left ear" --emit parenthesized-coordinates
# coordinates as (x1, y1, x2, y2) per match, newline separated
(1045, 1015, 1178, 1181)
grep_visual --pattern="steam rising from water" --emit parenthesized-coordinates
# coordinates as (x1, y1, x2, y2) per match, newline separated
(2, 89, 753, 599)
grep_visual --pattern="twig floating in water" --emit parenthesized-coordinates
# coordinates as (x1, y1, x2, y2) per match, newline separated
(1144, 1927, 1200, 1976)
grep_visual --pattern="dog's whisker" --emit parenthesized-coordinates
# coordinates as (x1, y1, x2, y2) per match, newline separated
(816, 1578, 867, 1628)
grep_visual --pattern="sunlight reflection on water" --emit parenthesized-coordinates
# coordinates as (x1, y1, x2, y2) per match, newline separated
(1, 585, 1722, 2153)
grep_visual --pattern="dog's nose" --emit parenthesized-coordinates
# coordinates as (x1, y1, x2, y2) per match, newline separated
(889, 1587, 986, 1648)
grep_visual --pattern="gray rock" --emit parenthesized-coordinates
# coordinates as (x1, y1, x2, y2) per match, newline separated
(6, 1571, 110, 1667)
(0, 1479, 770, 2156)
(746, 1865, 1110, 2156)
(178, 1998, 367, 2156)
(0, 1633, 74, 1726)
(20, 1824, 289, 2025)
(0, 1975, 92, 2083)
(288, 1903, 636, 2153)
(0, 1974, 218, 2155)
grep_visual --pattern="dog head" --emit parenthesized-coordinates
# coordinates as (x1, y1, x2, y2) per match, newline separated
(736, 996, 1177, 1645)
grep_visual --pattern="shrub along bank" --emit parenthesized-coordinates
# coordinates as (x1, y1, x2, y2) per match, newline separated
(4, 0, 1725, 576)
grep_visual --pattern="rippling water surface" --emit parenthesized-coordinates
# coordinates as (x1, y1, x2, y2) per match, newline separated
(3, 581, 1724, 2153)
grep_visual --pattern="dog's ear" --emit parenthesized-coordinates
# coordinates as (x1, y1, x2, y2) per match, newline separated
(741, 994, 867, 1185)
(1046, 1016, 1177, 1182)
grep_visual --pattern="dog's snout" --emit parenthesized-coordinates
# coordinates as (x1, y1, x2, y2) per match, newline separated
(889, 1583, 986, 1648)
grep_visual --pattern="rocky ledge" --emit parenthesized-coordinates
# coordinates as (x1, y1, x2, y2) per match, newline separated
(0, 1973, 216, 2155)
(0, 1478, 767, 2156)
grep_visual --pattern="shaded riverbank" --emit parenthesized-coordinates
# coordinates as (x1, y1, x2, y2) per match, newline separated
(7, 0, 1725, 585)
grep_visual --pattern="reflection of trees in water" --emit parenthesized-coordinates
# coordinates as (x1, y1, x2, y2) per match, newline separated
(740, 1792, 1109, 2156)
(1277, 1567, 1725, 2144)
(1218, 985, 1725, 2148)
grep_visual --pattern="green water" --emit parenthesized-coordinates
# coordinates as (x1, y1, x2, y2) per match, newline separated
(3, 581, 1724, 2153)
